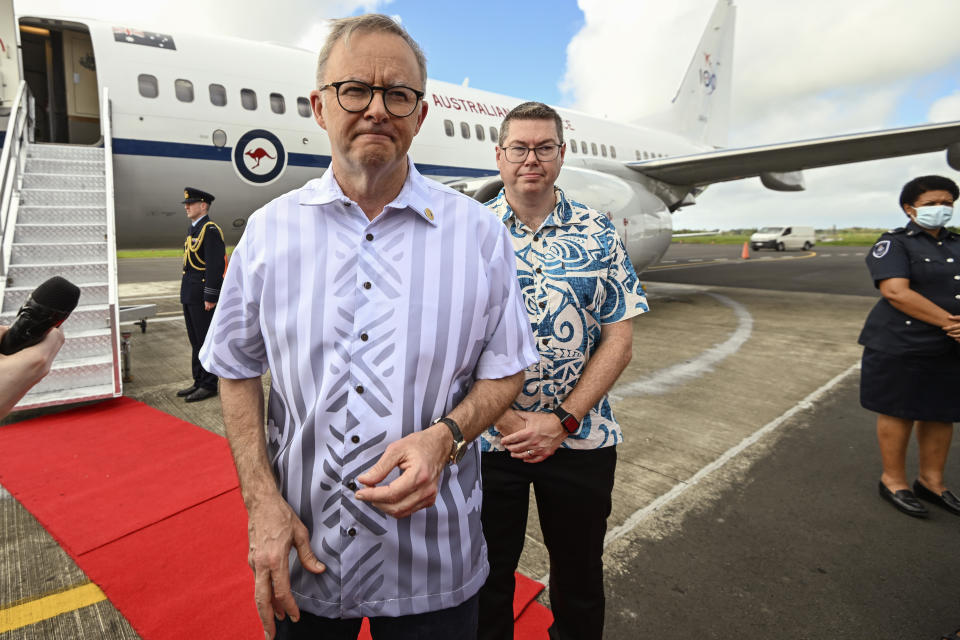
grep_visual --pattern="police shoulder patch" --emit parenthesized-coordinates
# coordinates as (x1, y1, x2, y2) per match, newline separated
(872, 239, 891, 259)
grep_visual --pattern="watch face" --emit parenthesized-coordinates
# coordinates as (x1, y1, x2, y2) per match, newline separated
(561, 415, 579, 433)
(451, 441, 467, 464)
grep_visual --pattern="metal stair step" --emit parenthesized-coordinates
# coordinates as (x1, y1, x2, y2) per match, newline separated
(19, 188, 105, 206)
(26, 144, 104, 161)
(24, 158, 104, 175)
(14, 383, 118, 411)
(5, 263, 108, 288)
(0, 304, 115, 332)
(10, 242, 107, 265)
(3, 285, 110, 313)
(16, 206, 107, 225)
(22, 354, 115, 398)
(22, 173, 106, 190)
(14, 224, 106, 243)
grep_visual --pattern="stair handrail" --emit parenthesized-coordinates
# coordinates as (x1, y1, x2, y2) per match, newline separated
(101, 86, 122, 396)
(0, 80, 32, 280)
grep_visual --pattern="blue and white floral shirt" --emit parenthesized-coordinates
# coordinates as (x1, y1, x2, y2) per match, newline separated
(481, 186, 648, 450)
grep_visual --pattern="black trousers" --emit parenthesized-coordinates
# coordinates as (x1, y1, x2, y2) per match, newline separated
(182, 303, 217, 391)
(478, 447, 617, 640)
(275, 593, 478, 639)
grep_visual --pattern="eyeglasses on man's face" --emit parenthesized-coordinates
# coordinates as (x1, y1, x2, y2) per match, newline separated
(318, 80, 425, 118)
(500, 144, 563, 163)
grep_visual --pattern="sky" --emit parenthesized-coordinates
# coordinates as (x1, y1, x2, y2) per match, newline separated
(17, 0, 960, 230)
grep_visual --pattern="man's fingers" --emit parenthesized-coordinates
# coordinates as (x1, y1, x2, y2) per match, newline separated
(292, 526, 326, 574)
(356, 466, 417, 505)
(254, 568, 278, 638)
(356, 447, 400, 487)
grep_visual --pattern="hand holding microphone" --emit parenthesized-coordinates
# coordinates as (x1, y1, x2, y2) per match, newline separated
(0, 276, 78, 417)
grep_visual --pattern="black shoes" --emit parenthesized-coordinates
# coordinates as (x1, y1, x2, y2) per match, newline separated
(912, 480, 960, 516)
(176, 385, 198, 397)
(185, 387, 218, 403)
(878, 481, 928, 518)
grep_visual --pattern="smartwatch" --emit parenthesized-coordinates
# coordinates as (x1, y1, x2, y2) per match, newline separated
(433, 417, 467, 465)
(552, 404, 581, 435)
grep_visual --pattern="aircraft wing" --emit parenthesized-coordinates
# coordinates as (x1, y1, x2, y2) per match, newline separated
(627, 120, 960, 188)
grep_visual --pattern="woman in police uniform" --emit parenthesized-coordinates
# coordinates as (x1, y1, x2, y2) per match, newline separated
(859, 175, 960, 518)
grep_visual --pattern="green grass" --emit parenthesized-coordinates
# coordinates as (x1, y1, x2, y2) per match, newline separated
(117, 246, 236, 259)
(671, 229, 899, 247)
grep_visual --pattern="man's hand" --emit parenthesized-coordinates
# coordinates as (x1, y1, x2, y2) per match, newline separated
(0, 326, 65, 417)
(501, 411, 567, 464)
(247, 493, 325, 639)
(355, 423, 450, 518)
(204, 301, 216, 311)
(493, 409, 526, 437)
(945, 315, 960, 341)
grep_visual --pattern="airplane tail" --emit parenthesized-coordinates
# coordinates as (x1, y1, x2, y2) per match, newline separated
(667, 0, 736, 149)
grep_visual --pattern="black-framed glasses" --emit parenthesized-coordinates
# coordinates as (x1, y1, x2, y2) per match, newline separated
(318, 80, 425, 117)
(500, 144, 562, 163)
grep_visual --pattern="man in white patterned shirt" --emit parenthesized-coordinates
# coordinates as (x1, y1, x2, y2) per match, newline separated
(478, 102, 648, 640)
(200, 15, 537, 640)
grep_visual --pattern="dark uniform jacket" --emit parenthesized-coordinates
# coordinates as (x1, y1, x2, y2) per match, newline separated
(859, 221, 960, 356)
(180, 215, 226, 305)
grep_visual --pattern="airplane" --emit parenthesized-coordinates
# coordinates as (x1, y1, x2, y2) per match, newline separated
(2, 0, 960, 272)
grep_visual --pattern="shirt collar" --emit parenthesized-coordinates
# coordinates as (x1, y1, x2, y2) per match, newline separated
(298, 156, 438, 226)
(190, 214, 208, 228)
(905, 219, 956, 239)
(490, 185, 573, 231)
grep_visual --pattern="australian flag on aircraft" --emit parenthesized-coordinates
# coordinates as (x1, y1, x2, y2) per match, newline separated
(112, 27, 176, 50)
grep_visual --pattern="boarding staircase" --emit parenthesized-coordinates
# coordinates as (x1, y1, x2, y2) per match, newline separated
(0, 82, 122, 410)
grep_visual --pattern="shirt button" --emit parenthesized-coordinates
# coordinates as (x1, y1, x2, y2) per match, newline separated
(535, 267, 542, 274)
(954, 275, 960, 280)
(356, 385, 364, 394)
(924, 258, 931, 262)
(955, 294, 960, 300)
(948, 258, 955, 263)
(363, 281, 372, 289)
(541, 338, 549, 345)
(365, 233, 374, 241)
(360, 332, 369, 341)
(538, 301, 546, 309)
(905, 320, 912, 325)
(351, 435, 360, 444)
(533, 234, 541, 241)
(348, 528, 357, 537)
(347, 481, 357, 491)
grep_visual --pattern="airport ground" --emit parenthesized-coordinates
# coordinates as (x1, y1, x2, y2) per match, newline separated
(2, 243, 959, 639)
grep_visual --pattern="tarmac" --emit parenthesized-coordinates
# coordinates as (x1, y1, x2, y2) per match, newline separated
(1, 243, 958, 639)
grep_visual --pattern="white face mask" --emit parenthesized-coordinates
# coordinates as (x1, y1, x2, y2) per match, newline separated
(913, 204, 953, 229)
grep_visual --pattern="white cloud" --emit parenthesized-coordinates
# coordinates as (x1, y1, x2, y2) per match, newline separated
(929, 91, 960, 123)
(561, 0, 960, 229)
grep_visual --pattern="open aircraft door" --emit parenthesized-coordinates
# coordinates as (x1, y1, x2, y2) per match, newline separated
(0, 0, 21, 121)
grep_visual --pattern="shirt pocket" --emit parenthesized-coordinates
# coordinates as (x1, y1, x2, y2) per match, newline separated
(909, 253, 952, 287)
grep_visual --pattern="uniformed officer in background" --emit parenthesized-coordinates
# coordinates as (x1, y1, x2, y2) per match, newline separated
(178, 187, 225, 403)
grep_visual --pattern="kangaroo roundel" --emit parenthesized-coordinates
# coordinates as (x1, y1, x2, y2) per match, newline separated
(234, 129, 286, 185)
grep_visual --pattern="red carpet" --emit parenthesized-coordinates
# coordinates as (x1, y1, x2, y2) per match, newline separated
(0, 397, 552, 639)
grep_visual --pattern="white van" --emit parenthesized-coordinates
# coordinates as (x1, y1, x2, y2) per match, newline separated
(749, 226, 816, 251)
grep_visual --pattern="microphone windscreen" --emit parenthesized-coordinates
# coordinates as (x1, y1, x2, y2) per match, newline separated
(30, 276, 81, 313)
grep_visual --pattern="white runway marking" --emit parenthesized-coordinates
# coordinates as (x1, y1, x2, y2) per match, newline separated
(602, 362, 859, 550)
(608, 292, 752, 400)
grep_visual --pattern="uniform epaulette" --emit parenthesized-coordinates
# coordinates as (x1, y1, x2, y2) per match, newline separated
(886, 227, 906, 235)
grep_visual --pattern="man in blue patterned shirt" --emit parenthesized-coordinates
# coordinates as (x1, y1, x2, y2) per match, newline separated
(478, 102, 649, 640)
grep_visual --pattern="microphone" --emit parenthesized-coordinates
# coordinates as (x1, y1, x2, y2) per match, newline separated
(0, 276, 81, 355)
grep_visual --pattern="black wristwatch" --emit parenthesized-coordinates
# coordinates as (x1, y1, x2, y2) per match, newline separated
(552, 404, 581, 435)
(433, 417, 467, 465)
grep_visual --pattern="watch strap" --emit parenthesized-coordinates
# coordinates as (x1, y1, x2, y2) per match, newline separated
(435, 417, 466, 464)
(552, 404, 581, 435)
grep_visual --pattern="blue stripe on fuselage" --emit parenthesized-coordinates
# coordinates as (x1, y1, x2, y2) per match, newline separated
(111, 137, 498, 178)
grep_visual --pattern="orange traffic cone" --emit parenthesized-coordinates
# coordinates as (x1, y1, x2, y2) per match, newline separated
(741, 242, 750, 259)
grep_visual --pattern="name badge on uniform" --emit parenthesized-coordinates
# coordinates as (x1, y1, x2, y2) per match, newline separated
(872, 240, 891, 259)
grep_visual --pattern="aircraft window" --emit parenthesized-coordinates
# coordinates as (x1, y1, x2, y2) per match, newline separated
(241, 88, 257, 111)
(209, 83, 227, 106)
(475, 124, 485, 141)
(297, 97, 311, 117)
(175, 79, 194, 103)
(635, 150, 640, 160)
(643, 151, 649, 159)
(570, 140, 577, 153)
(460, 122, 470, 139)
(610, 146, 616, 159)
(601, 144, 607, 157)
(138, 74, 158, 99)
(490, 126, 498, 143)
(591, 142, 598, 155)
(444, 119, 454, 136)
(270, 93, 285, 114)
